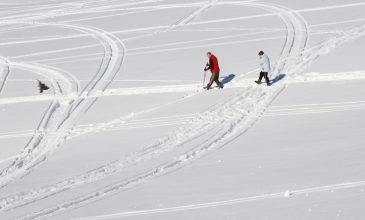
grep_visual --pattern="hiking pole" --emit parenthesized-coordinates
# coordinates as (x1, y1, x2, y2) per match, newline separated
(203, 62, 209, 87)
(203, 70, 207, 87)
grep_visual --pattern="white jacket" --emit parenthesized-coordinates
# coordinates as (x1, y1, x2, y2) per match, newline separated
(259, 54, 271, 72)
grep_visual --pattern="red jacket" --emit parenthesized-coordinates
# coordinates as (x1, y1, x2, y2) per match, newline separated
(208, 54, 220, 73)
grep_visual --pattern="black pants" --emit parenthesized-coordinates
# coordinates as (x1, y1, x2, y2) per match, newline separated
(258, 71, 270, 85)
(207, 72, 223, 89)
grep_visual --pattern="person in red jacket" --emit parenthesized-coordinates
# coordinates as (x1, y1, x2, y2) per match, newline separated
(204, 52, 223, 89)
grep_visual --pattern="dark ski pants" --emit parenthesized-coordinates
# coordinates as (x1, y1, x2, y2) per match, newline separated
(206, 72, 223, 89)
(258, 71, 270, 85)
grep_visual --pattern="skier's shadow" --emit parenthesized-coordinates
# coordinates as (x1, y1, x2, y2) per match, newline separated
(271, 73, 286, 84)
(221, 74, 236, 85)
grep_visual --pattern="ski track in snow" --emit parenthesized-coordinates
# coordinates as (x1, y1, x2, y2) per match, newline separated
(3, 1, 313, 218)
(0, 0, 167, 22)
(0, 59, 80, 171)
(0, 58, 80, 188)
(0, 19, 126, 190)
(0, 0, 363, 219)
(0, 57, 10, 95)
(0, 114, 197, 141)
(1, 2, 364, 64)
(0, 24, 349, 65)
(266, 100, 365, 116)
(68, 180, 365, 220)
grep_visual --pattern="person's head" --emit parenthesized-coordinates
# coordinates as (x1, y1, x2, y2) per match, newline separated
(258, 50, 264, 58)
(207, 52, 212, 58)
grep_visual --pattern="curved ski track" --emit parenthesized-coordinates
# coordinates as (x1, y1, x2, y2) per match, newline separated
(0, 20, 126, 189)
(0, 58, 80, 189)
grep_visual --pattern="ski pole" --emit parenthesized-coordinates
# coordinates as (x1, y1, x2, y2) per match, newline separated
(203, 62, 209, 87)
(203, 70, 207, 87)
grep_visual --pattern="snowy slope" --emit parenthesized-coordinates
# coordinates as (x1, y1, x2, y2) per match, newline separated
(0, 0, 364, 219)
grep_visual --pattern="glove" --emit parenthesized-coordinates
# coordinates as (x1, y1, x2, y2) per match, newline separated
(204, 63, 209, 71)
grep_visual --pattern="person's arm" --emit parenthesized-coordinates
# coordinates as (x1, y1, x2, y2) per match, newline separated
(266, 56, 270, 66)
(259, 57, 265, 70)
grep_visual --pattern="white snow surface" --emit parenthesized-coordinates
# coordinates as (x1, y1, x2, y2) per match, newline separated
(0, 0, 364, 219)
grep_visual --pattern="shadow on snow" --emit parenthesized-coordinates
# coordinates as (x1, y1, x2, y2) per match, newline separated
(220, 74, 236, 85)
(271, 73, 286, 84)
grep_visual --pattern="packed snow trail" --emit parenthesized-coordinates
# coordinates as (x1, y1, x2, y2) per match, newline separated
(0, 21, 125, 189)
(1, 69, 365, 107)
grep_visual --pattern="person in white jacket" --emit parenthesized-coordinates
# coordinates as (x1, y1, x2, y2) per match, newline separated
(255, 51, 271, 86)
